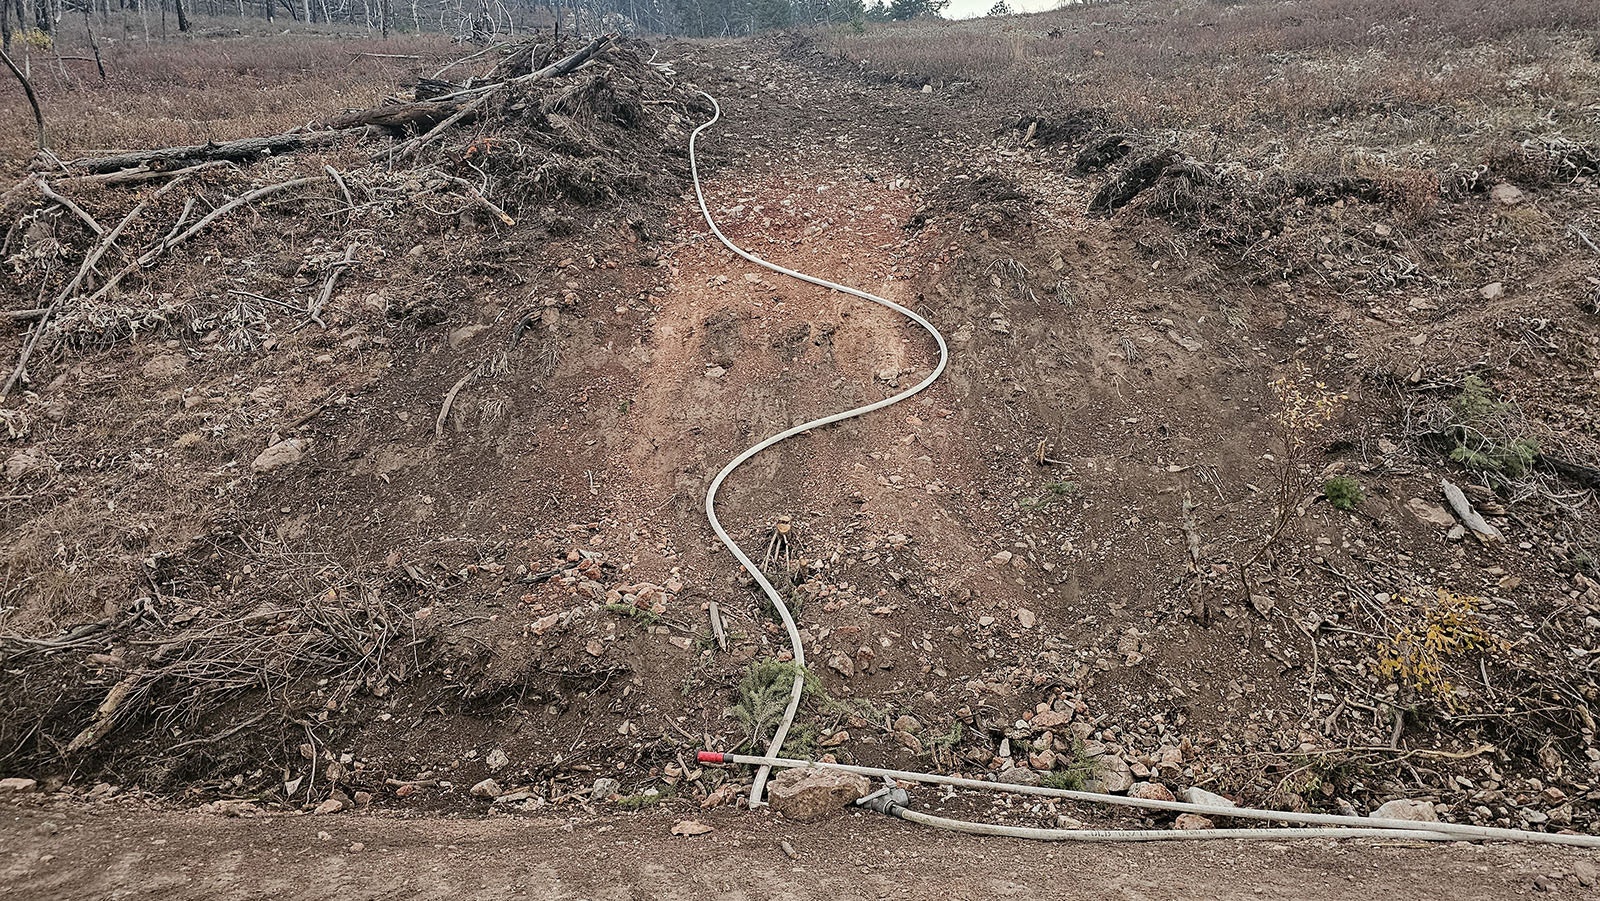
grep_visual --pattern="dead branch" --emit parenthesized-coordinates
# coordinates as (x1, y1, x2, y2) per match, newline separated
(329, 100, 463, 133)
(323, 163, 355, 211)
(43, 161, 235, 190)
(0, 617, 112, 664)
(2, 176, 194, 398)
(1440, 478, 1503, 541)
(309, 243, 358, 327)
(431, 41, 504, 80)
(4, 176, 320, 398)
(1, 309, 48, 321)
(436, 370, 476, 439)
(53, 35, 613, 181)
(34, 178, 105, 235)
(84, 176, 326, 307)
(439, 173, 515, 226)
(380, 35, 612, 162)
(0, 46, 46, 152)
(62, 129, 369, 177)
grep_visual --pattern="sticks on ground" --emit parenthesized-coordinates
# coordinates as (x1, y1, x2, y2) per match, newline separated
(33, 178, 105, 235)
(436, 370, 476, 440)
(58, 34, 615, 178)
(84, 176, 326, 308)
(438, 173, 515, 226)
(2, 175, 325, 399)
(309, 243, 358, 327)
(1, 175, 194, 399)
(63, 129, 367, 177)
(379, 34, 611, 163)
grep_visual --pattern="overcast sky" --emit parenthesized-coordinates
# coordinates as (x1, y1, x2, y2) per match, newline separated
(945, 0, 1064, 20)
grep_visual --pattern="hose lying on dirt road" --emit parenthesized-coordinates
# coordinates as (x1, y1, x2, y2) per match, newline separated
(698, 751, 1600, 848)
(688, 91, 950, 810)
(687, 94, 1600, 848)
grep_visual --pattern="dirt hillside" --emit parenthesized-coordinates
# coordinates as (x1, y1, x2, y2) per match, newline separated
(2, 0, 1600, 868)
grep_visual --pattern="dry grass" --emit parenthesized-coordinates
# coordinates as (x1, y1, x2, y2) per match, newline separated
(0, 26, 459, 171)
(824, 0, 1600, 172)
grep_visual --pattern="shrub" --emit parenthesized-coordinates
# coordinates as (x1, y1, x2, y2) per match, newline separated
(1442, 376, 1539, 476)
(1378, 589, 1506, 702)
(726, 659, 825, 753)
(1323, 475, 1362, 511)
(1041, 737, 1100, 791)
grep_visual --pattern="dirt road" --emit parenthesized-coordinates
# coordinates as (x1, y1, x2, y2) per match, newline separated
(1, 802, 1592, 900)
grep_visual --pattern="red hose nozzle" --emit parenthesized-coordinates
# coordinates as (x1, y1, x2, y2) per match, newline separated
(697, 751, 727, 764)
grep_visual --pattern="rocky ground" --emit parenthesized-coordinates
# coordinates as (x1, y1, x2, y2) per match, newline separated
(2, 0, 1600, 879)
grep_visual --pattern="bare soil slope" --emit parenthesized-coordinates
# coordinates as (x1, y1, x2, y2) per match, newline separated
(3, 0, 1600, 857)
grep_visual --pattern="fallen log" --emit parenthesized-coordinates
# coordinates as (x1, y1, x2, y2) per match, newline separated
(326, 100, 462, 132)
(63, 128, 363, 176)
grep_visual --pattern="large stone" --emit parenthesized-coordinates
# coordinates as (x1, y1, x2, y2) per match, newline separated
(1128, 782, 1176, 802)
(1088, 756, 1133, 793)
(470, 778, 502, 799)
(1373, 798, 1438, 822)
(448, 324, 492, 349)
(3, 448, 53, 482)
(766, 768, 871, 822)
(997, 767, 1042, 786)
(1489, 183, 1525, 206)
(0, 777, 38, 793)
(252, 437, 309, 473)
(1180, 786, 1237, 809)
(1405, 497, 1456, 528)
(1174, 813, 1214, 830)
(1574, 860, 1596, 887)
(1032, 710, 1072, 730)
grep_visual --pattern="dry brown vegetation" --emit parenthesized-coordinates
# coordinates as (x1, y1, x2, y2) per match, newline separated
(0, 30, 459, 169)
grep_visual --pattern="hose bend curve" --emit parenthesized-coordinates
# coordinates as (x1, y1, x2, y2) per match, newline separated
(688, 92, 950, 808)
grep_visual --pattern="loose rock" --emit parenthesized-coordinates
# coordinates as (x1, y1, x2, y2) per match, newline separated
(997, 767, 1042, 787)
(252, 437, 310, 473)
(672, 820, 714, 836)
(766, 769, 871, 822)
(1404, 498, 1456, 528)
(1179, 786, 1236, 809)
(1490, 183, 1525, 205)
(1128, 782, 1176, 802)
(590, 777, 620, 801)
(1573, 860, 1596, 887)
(1372, 798, 1438, 822)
